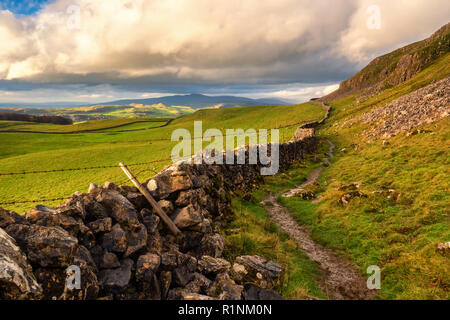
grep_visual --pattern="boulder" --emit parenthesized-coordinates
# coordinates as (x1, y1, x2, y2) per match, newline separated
(243, 284, 284, 300)
(126, 192, 148, 211)
(141, 208, 160, 233)
(171, 205, 203, 229)
(0, 207, 27, 228)
(98, 259, 134, 292)
(172, 265, 194, 287)
(88, 217, 112, 234)
(185, 273, 212, 294)
(136, 253, 160, 282)
(175, 188, 208, 208)
(137, 274, 161, 300)
(208, 273, 243, 300)
(33, 268, 66, 300)
(5, 224, 79, 268)
(196, 233, 225, 258)
(101, 224, 127, 254)
(0, 228, 42, 299)
(84, 198, 109, 222)
(232, 255, 283, 289)
(25, 205, 83, 237)
(437, 242, 450, 256)
(160, 251, 178, 270)
(172, 253, 197, 287)
(146, 165, 194, 199)
(57, 195, 87, 220)
(197, 256, 230, 275)
(157, 200, 174, 215)
(293, 189, 315, 200)
(96, 189, 140, 229)
(36, 247, 99, 300)
(168, 288, 214, 300)
(100, 251, 120, 269)
(124, 223, 147, 257)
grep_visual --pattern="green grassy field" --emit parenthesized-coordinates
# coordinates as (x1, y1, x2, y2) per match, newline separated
(0, 103, 324, 213)
(0, 117, 171, 133)
(1, 104, 196, 122)
(267, 54, 450, 299)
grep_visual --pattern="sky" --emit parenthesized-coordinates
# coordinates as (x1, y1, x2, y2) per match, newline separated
(0, 0, 448, 105)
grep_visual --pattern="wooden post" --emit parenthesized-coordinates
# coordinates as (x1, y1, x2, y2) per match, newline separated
(119, 162, 181, 236)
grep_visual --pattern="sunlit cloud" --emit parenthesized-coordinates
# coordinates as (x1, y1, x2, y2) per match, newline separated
(0, 0, 447, 103)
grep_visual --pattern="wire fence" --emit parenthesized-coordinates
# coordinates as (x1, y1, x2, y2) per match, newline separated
(0, 116, 322, 208)
(0, 158, 171, 176)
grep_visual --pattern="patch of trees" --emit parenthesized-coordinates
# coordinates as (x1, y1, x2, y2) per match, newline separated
(0, 112, 73, 125)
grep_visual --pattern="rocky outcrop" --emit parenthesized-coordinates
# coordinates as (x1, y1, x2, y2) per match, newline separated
(343, 76, 449, 140)
(0, 122, 318, 300)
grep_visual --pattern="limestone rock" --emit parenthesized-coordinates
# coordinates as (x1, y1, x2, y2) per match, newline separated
(197, 256, 230, 275)
(6, 224, 79, 268)
(232, 255, 283, 289)
(99, 259, 134, 292)
(208, 273, 243, 300)
(96, 189, 140, 229)
(171, 204, 203, 229)
(101, 224, 127, 254)
(100, 251, 120, 269)
(243, 284, 284, 300)
(437, 242, 450, 256)
(136, 253, 160, 282)
(0, 228, 42, 299)
(124, 223, 147, 257)
(88, 218, 112, 234)
(0, 208, 27, 228)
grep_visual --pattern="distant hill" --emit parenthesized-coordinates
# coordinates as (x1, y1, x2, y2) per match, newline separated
(97, 93, 288, 109)
(0, 93, 288, 122)
(0, 112, 72, 125)
(323, 22, 450, 102)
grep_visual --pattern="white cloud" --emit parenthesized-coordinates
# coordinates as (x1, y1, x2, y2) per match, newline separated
(140, 92, 173, 98)
(0, 0, 447, 87)
(238, 83, 341, 103)
(337, 0, 450, 63)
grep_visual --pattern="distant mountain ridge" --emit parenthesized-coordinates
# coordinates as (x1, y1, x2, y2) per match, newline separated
(97, 93, 288, 109)
(0, 93, 289, 122)
(0, 93, 288, 110)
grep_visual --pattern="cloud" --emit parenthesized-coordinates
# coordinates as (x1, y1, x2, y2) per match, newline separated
(337, 0, 450, 63)
(0, 0, 448, 96)
(237, 82, 341, 103)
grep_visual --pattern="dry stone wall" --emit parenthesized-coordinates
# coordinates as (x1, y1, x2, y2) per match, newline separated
(0, 126, 318, 300)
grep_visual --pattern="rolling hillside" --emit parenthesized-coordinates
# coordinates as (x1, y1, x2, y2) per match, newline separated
(323, 22, 449, 102)
(0, 102, 325, 214)
(268, 25, 449, 299)
(99, 93, 287, 109)
(0, 94, 288, 123)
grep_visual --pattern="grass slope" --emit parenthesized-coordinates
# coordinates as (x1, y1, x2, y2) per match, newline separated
(0, 103, 324, 213)
(269, 53, 450, 299)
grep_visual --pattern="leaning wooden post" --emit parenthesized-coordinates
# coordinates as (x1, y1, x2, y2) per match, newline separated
(119, 162, 181, 236)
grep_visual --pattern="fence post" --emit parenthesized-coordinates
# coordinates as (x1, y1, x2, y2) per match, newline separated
(119, 162, 182, 236)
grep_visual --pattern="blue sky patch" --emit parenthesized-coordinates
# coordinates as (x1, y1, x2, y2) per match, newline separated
(0, 0, 51, 15)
